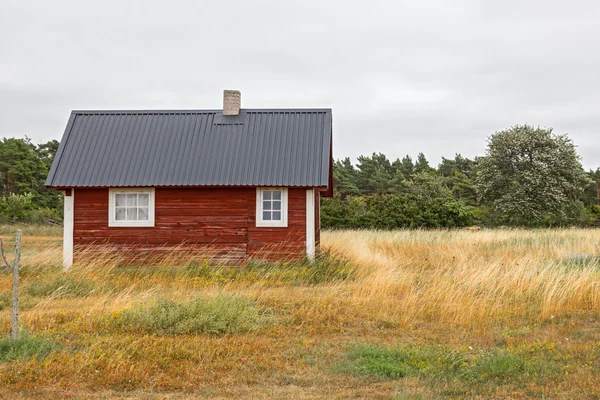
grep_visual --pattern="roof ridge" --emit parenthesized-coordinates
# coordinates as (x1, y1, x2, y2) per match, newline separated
(71, 108, 332, 115)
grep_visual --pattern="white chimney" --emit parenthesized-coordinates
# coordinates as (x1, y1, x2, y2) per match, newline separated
(223, 90, 241, 115)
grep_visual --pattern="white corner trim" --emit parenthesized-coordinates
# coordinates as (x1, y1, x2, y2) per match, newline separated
(255, 188, 288, 227)
(306, 189, 315, 261)
(108, 188, 155, 227)
(63, 189, 74, 270)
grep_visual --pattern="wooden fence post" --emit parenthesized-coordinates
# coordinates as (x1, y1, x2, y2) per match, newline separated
(0, 229, 21, 341)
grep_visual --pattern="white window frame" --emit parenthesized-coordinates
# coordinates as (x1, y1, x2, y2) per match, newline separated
(256, 187, 288, 227)
(108, 188, 155, 227)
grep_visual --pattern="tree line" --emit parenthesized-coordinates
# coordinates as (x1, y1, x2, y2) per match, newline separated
(0, 138, 62, 224)
(324, 125, 600, 228)
(0, 124, 599, 228)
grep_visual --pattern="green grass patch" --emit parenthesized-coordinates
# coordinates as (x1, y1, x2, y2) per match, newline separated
(115, 294, 271, 335)
(468, 348, 546, 383)
(0, 334, 60, 362)
(342, 343, 563, 385)
(343, 344, 466, 380)
(25, 274, 98, 298)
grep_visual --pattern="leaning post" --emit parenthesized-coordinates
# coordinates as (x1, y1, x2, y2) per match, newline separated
(0, 229, 22, 341)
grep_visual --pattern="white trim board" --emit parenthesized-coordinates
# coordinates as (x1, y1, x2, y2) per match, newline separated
(306, 189, 315, 261)
(63, 189, 74, 270)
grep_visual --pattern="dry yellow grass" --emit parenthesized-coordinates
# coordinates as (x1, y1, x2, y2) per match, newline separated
(0, 227, 598, 399)
(325, 229, 600, 327)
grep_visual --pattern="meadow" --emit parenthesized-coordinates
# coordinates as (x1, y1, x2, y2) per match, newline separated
(0, 226, 599, 399)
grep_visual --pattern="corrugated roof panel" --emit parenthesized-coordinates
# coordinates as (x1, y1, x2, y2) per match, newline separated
(46, 109, 332, 188)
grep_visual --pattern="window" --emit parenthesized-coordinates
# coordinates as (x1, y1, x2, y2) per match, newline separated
(256, 188, 288, 227)
(109, 188, 155, 227)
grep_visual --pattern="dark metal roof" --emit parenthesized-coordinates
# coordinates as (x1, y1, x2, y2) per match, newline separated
(46, 109, 332, 188)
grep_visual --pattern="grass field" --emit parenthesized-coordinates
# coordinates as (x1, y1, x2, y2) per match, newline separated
(0, 226, 599, 399)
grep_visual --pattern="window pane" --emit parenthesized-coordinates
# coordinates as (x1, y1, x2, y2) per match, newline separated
(262, 211, 271, 220)
(116, 207, 126, 220)
(263, 200, 271, 210)
(115, 194, 126, 207)
(138, 194, 149, 207)
(127, 208, 137, 220)
(272, 191, 281, 200)
(263, 191, 272, 200)
(127, 194, 137, 207)
(138, 207, 149, 220)
(272, 201, 281, 211)
(272, 211, 281, 220)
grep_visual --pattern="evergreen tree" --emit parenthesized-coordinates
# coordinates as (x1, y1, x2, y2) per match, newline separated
(0, 137, 62, 219)
(438, 154, 478, 205)
(356, 153, 393, 194)
(0, 138, 47, 196)
(333, 158, 361, 198)
(414, 152, 434, 174)
(395, 155, 414, 180)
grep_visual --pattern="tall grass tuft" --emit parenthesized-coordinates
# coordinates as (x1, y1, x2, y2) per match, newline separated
(25, 274, 98, 298)
(115, 293, 270, 335)
(181, 250, 355, 286)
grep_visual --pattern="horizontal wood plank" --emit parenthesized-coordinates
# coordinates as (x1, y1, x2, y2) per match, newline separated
(73, 187, 314, 261)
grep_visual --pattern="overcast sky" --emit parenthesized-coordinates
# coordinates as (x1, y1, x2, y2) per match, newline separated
(1, 0, 599, 168)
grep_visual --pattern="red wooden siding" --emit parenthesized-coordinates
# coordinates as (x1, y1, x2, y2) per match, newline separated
(247, 188, 306, 259)
(73, 187, 313, 262)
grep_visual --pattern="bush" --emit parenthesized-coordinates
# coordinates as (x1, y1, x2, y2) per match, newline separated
(0, 334, 60, 361)
(0, 193, 35, 224)
(115, 294, 270, 335)
(0, 193, 63, 224)
(25, 275, 98, 298)
(322, 193, 474, 229)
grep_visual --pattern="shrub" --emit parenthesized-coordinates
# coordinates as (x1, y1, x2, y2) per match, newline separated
(0, 334, 60, 361)
(25, 275, 98, 298)
(115, 294, 270, 335)
(321, 193, 475, 230)
(0, 193, 35, 224)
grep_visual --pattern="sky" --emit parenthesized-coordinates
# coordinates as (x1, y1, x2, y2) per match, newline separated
(1, 0, 599, 169)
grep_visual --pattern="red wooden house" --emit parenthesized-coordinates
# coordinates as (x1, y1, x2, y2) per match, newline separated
(46, 91, 333, 268)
